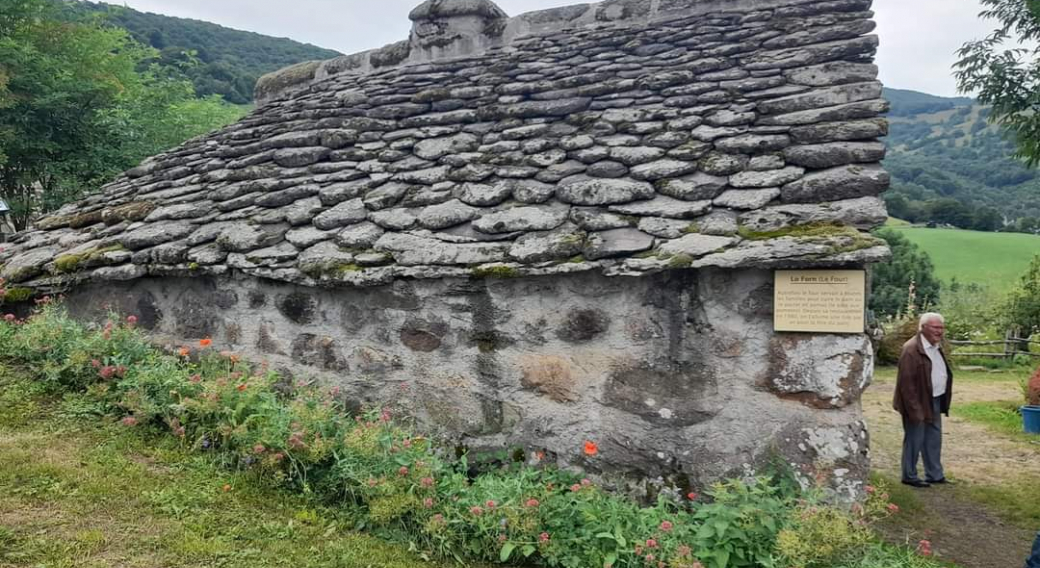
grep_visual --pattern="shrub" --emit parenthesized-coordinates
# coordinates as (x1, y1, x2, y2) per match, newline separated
(0, 303, 947, 568)
(878, 318, 920, 365)
(1027, 366, 1040, 406)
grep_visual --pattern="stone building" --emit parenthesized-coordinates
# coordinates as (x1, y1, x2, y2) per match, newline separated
(0, 0, 889, 498)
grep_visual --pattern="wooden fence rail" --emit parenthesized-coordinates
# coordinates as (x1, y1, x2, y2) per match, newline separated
(948, 334, 1040, 359)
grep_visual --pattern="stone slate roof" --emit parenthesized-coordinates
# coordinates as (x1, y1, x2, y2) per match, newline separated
(0, 0, 890, 291)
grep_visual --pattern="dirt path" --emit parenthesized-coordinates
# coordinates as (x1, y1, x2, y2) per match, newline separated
(863, 377, 1038, 568)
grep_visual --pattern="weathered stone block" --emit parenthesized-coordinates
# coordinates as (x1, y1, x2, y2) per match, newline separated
(765, 334, 873, 408)
(557, 176, 655, 205)
(783, 142, 886, 169)
(584, 228, 654, 260)
(781, 164, 889, 203)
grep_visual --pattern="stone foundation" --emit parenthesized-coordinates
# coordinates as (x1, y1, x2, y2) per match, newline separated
(65, 267, 872, 498)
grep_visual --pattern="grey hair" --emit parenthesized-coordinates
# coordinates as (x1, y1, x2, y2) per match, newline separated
(919, 312, 945, 330)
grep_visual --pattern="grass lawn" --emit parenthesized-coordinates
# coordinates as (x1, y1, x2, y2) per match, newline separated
(886, 227, 1040, 294)
(0, 364, 471, 568)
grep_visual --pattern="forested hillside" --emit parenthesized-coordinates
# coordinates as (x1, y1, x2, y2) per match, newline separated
(74, 1, 342, 104)
(883, 87, 1040, 233)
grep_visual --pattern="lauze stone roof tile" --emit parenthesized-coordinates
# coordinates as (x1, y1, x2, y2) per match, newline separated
(0, 0, 891, 290)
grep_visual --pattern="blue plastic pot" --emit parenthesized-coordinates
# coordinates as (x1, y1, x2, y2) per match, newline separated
(1024, 405, 1040, 435)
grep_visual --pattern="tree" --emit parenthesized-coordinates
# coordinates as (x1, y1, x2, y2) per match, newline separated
(1001, 255, 1040, 337)
(0, 0, 244, 229)
(926, 198, 974, 228)
(955, 0, 1040, 166)
(971, 206, 1003, 231)
(869, 229, 942, 319)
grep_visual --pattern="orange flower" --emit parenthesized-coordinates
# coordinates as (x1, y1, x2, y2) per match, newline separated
(222, 484, 232, 492)
(199, 338, 212, 348)
(177, 347, 190, 357)
(583, 440, 598, 456)
(236, 383, 247, 392)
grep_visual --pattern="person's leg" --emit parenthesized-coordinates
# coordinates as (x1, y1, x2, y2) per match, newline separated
(901, 416, 925, 482)
(1026, 531, 1040, 568)
(923, 397, 945, 482)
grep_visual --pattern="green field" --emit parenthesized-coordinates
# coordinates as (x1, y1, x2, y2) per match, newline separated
(889, 226, 1040, 294)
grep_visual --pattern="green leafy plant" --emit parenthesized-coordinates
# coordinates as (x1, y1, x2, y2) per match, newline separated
(0, 303, 948, 568)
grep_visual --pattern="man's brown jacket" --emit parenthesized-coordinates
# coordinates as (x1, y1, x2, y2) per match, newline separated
(893, 334, 954, 424)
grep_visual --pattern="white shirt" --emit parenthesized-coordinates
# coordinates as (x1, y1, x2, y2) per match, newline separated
(921, 335, 948, 397)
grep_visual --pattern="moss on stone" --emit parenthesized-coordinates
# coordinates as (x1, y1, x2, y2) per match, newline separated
(825, 233, 886, 255)
(3, 287, 34, 303)
(53, 253, 86, 274)
(737, 222, 858, 241)
(633, 250, 659, 259)
(302, 261, 363, 279)
(332, 263, 363, 274)
(667, 254, 694, 269)
(471, 265, 520, 279)
(682, 223, 700, 234)
(52, 244, 126, 274)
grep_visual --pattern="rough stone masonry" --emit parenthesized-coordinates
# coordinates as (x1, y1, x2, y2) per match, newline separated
(0, 0, 889, 499)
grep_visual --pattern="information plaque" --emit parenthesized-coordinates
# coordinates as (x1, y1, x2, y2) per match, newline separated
(774, 270, 866, 333)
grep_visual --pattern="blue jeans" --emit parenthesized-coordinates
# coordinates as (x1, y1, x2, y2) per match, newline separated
(1026, 531, 1040, 568)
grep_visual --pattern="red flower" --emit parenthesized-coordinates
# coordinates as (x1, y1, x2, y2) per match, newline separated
(199, 338, 212, 348)
(570, 484, 582, 492)
(398, 466, 410, 476)
(237, 383, 247, 392)
(539, 532, 550, 543)
(659, 520, 673, 532)
(525, 498, 540, 508)
(583, 441, 598, 456)
(887, 503, 900, 514)
(253, 444, 266, 454)
(3, 314, 14, 322)
(126, 315, 137, 326)
(687, 492, 698, 500)
(646, 539, 658, 549)
(423, 497, 434, 508)
(485, 500, 497, 509)
(421, 477, 434, 488)
(121, 416, 138, 426)
(469, 506, 484, 516)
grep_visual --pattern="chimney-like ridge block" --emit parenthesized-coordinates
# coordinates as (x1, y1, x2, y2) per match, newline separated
(1, 0, 891, 291)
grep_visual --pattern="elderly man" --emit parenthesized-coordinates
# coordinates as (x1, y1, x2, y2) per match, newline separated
(893, 312, 954, 488)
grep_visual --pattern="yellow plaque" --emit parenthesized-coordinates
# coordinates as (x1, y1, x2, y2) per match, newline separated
(774, 270, 866, 333)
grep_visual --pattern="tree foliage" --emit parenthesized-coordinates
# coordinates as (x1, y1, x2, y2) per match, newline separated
(1001, 254, 1040, 336)
(870, 229, 942, 319)
(0, 0, 245, 229)
(954, 0, 1040, 166)
(73, 1, 341, 104)
(884, 87, 1040, 231)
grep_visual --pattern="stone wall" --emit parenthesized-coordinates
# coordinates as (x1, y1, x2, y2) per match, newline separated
(0, 0, 888, 498)
(63, 268, 872, 499)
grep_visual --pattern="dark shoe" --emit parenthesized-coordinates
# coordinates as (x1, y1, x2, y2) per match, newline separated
(902, 479, 931, 488)
(926, 478, 950, 485)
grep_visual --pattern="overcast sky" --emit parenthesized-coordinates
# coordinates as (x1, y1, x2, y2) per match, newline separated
(108, 0, 994, 97)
